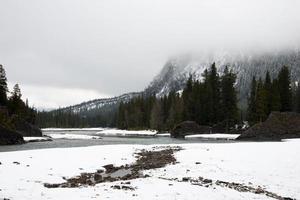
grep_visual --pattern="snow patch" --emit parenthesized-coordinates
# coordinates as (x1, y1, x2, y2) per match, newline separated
(185, 134, 240, 140)
(45, 133, 102, 140)
(96, 129, 157, 137)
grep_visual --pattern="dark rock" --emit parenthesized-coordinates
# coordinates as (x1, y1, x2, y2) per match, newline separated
(103, 164, 115, 173)
(212, 121, 248, 134)
(237, 112, 300, 141)
(111, 185, 121, 190)
(211, 121, 227, 133)
(121, 185, 135, 191)
(0, 125, 24, 145)
(182, 177, 190, 182)
(14, 119, 42, 137)
(94, 173, 102, 181)
(171, 121, 211, 138)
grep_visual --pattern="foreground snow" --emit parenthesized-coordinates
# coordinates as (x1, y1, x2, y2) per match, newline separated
(0, 140, 299, 199)
(185, 134, 240, 140)
(96, 129, 157, 137)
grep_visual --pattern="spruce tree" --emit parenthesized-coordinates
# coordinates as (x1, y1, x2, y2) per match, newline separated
(255, 78, 267, 122)
(278, 66, 292, 111)
(182, 75, 194, 121)
(208, 63, 221, 124)
(270, 78, 281, 112)
(150, 99, 164, 131)
(8, 84, 25, 116)
(264, 71, 272, 115)
(296, 85, 300, 113)
(0, 65, 8, 106)
(202, 69, 213, 124)
(221, 66, 238, 132)
(247, 76, 257, 124)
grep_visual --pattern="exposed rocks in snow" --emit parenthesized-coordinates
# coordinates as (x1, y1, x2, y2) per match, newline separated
(111, 185, 136, 191)
(160, 177, 296, 200)
(44, 146, 182, 188)
(237, 112, 300, 141)
(171, 121, 211, 138)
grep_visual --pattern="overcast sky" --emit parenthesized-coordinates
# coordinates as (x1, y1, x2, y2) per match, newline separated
(1, 0, 300, 109)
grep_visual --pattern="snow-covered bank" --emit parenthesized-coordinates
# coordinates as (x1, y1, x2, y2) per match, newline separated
(23, 137, 52, 142)
(185, 134, 240, 140)
(96, 129, 157, 137)
(42, 128, 105, 132)
(156, 133, 171, 137)
(0, 140, 299, 199)
(44, 133, 102, 140)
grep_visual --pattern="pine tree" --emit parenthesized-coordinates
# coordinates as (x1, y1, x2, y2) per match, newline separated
(255, 78, 267, 122)
(12, 84, 22, 99)
(264, 71, 272, 115)
(247, 76, 257, 124)
(270, 78, 281, 112)
(202, 69, 213, 124)
(0, 65, 8, 106)
(208, 63, 221, 124)
(182, 75, 195, 121)
(278, 66, 292, 111)
(221, 66, 238, 132)
(150, 99, 164, 131)
(296, 85, 300, 113)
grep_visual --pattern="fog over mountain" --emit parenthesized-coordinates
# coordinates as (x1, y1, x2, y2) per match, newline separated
(0, 0, 300, 109)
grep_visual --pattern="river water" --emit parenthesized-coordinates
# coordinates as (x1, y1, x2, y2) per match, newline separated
(0, 129, 235, 152)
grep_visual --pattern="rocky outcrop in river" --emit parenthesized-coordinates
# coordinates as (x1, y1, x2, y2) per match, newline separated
(171, 121, 211, 138)
(0, 125, 24, 145)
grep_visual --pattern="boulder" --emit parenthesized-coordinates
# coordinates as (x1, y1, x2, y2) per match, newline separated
(237, 112, 300, 141)
(14, 119, 42, 137)
(0, 125, 24, 145)
(171, 121, 211, 138)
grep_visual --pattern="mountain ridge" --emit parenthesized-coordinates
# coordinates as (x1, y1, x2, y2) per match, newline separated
(52, 49, 300, 114)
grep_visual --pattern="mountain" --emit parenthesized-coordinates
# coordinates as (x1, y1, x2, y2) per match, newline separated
(39, 49, 300, 128)
(59, 92, 141, 114)
(144, 50, 300, 107)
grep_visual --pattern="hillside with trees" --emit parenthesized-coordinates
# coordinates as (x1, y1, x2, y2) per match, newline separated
(36, 63, 300, 133)
(0, 64, 40, 145)
(247, 66, 299, 125)
(117, 63, 239, 132)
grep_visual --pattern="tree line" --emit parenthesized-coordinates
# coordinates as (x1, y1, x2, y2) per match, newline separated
(117, 63, 239, 131)
(247, 66, 300, 125)
(0, 65, 37, 129)
(36, 64, 300, 130)
(36, 107, 117, 128)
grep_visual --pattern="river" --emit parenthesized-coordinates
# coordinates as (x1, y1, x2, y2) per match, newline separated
(0, 129, 235, 152)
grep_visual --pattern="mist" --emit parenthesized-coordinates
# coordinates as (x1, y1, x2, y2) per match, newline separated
(1, 0, 300, 109)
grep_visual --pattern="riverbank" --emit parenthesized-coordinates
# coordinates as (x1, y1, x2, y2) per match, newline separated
(0, 139, 299, 199)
